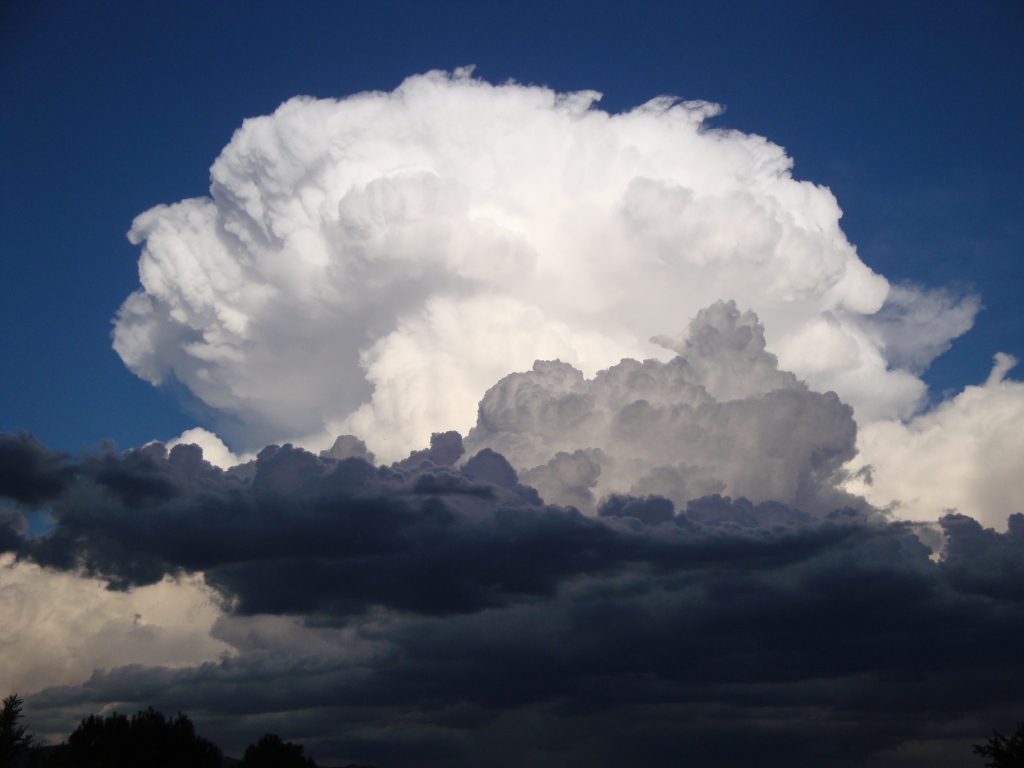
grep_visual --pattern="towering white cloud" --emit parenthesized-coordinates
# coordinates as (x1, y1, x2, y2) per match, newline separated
(112, 68, 974, 461)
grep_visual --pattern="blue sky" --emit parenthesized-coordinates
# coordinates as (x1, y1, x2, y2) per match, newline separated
(1, 0, 1021, 453)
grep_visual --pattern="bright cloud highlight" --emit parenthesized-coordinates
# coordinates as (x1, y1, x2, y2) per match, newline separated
(113, 68, 976, 464)
(847, 353, 1024, 529)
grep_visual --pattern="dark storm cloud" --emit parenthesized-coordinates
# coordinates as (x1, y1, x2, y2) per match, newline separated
(4, 432, 877, 617)
(27, 506, 1024, 767)
(0, 432, 77, 506)
(7, 432, 1024, 766)
(940, 512, 1024, 600)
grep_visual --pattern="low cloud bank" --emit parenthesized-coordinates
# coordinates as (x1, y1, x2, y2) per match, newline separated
(1, 430, 878, 617)
(3, 423, 1024, 765)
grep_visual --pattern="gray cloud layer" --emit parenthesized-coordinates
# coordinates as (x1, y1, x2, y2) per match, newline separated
(4, 428, 1024, 766)
(0, 434, 866, 617)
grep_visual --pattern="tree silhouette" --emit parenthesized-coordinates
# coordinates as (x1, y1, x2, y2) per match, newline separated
(975, 722, 1024, 767)
(0, 694, 35, 768)
(45, 707, 221, 768)
(240, 733, 317, 767)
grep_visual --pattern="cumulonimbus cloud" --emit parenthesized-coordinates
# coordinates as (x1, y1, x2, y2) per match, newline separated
(112, 68, 977, 463)
(11, 67, 1023, 765)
